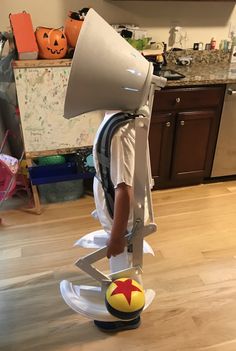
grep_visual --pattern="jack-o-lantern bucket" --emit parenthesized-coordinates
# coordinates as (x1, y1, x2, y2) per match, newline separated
(35, 27, 67, 59)
(64, 12, 84, 48)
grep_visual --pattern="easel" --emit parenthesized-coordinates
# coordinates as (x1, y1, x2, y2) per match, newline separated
(13, 59, 103, 214)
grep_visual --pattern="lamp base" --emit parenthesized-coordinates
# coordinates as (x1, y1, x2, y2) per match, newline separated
(60, 280, 155, 321)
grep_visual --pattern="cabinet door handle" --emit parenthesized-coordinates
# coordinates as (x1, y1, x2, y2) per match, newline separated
(176, 97, 181, 103)
(166, 121, 171, 127)
(180, 120, 185, 126)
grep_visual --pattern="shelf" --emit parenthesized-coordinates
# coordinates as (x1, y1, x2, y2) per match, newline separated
(13, 59, 71, 69)
(29, 162, 95, 185)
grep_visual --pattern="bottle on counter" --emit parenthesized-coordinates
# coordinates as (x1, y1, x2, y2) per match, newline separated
(155, 54, 164, 70)
(210, 37, 216, 50)
(227, 40, 232, 52)
(233, 36, 236, 46)
(219, 40, 224, 51)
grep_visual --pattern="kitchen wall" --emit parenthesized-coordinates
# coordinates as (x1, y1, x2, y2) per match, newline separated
(0, 0, 236, 49)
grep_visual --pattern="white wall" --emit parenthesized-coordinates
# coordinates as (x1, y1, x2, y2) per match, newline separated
(1, 0, 236, 49)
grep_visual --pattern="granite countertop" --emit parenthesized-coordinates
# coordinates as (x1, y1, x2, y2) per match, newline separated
(13, 52, 236, 87)
(165, 62, 236, 87)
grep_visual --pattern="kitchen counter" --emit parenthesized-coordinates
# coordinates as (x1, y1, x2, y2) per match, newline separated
(13, 58, 236, 88)
(165, 62, 236, 87)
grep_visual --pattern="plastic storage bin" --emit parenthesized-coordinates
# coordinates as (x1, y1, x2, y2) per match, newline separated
(38, 179, 84, 204)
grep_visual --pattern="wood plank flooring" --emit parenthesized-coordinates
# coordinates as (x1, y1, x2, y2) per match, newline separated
(1, 181, 236, 351)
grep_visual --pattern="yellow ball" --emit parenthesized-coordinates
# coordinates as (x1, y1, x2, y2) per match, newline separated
(105, 278, 145, 320)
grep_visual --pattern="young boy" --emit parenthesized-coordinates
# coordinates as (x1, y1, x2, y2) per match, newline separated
(92, 111, 141, 331)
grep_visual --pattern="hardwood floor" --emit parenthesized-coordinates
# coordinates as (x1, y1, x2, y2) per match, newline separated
(1, 181, 236, 351)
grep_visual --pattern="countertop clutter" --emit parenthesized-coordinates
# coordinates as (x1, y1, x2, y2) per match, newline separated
(158, 49, 236, 86)
(165, 62, 236, 87)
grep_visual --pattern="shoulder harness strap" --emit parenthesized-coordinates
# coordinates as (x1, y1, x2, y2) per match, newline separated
(96, 112, 136, 219)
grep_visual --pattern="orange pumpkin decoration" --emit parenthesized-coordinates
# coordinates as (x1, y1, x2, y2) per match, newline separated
(64, 12, 83, 48)
(35, 27, 67, 59)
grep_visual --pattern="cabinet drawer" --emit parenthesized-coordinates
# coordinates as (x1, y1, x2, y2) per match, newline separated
(153, 86, 225, 112)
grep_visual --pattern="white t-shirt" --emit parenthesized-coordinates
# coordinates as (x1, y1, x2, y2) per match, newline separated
(93, 112, 135, 234)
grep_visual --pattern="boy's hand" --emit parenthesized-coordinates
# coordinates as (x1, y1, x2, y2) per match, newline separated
(106, 236, 126, 259)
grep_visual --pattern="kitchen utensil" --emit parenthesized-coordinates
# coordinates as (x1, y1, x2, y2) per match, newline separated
(177, 56, 192, 66)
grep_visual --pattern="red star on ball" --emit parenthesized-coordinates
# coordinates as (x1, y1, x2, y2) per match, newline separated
(111, 279, 142, 305)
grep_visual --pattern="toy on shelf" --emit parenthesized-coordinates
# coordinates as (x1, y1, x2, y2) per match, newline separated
(9, 11, 39, 60)
(65, 8, 89, 48)
(35, 27, 67, 59)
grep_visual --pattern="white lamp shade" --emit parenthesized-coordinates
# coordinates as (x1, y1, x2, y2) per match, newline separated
(64, 9, 153, 119)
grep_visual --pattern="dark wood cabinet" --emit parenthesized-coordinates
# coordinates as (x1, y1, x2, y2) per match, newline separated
(149, 112, 174, 186)
(149, 85, 225, 189)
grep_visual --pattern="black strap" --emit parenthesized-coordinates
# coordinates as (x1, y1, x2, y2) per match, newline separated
(96, 112, 136, 219)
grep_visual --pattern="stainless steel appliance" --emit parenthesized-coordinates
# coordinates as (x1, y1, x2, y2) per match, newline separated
(211, 84, 236, 177)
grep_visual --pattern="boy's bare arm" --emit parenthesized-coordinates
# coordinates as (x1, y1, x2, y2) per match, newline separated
(106, 183, 131, 258)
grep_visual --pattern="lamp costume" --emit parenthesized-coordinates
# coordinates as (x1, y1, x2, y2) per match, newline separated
(60, 9, 166, 324)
